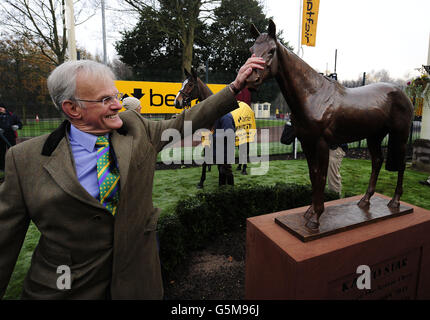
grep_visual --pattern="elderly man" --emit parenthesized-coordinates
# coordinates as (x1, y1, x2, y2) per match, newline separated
(0, 57, 265, 299)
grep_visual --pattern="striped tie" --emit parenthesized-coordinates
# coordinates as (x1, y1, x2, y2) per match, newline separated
(95, 136, 120, 215)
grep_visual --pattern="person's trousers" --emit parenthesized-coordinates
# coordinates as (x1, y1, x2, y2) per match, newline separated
(327, 147, 345, 195)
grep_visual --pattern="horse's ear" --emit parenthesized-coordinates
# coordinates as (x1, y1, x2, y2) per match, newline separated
(250, 24, 260, 39)
(184, 68, 191, 78)
(268, 19, 276, 40)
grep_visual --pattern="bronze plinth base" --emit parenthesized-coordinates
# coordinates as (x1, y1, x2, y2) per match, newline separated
(275, 196, 413, 242)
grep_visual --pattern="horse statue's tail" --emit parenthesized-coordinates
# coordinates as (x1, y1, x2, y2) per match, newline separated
(385, 133, 407, 172)
(385, 88, 414, 172)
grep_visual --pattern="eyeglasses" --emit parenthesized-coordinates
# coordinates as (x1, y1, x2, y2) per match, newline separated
(73, 92, 124, 106)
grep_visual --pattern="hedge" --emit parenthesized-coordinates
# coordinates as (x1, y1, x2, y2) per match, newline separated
(157, 183, 340, 275)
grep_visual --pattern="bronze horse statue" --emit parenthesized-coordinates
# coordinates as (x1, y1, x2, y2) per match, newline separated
(247, 20, 414, 229)
(175, 68, 214, 188)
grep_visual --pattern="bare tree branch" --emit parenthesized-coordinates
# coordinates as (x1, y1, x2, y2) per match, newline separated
(0, 0, 100, 65)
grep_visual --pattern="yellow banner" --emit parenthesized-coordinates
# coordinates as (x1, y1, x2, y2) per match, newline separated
(231, 101, 256, 146)
(301, 0, 320, 47)
(415, 97, 423, 117)
(115, 80, 226, 114)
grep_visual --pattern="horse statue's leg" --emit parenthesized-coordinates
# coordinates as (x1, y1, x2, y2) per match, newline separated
(388, 169, 404, 208)
(387, 138, 407, 208)
(358, 136, 384, 208)
(302, 139, 329, 229)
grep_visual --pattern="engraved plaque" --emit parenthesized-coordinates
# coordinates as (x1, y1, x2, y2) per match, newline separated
(328, 248, 421, 300)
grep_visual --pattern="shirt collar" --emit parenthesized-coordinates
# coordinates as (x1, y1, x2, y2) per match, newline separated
(69, 124, 109, 152)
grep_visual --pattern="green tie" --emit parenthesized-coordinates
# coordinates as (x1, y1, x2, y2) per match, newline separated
(95, 136, 120, 215)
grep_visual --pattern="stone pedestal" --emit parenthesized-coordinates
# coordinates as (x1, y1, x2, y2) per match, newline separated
(245, 194, 430, 299)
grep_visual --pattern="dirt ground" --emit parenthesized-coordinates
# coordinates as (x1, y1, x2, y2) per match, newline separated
(163, 228, 246, 300)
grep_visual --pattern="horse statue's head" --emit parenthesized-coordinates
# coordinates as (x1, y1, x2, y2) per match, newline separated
(175, 68, 200, 109)
(246, 19, 279, 90)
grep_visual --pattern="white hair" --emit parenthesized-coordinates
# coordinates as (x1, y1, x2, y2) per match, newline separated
(47, 60, 116, 110)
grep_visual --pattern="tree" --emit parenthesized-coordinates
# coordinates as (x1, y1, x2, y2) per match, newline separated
(200, 0, 292, 104)
(115, 5, 184, 81)
(0, 35, 56, 121)
(203, 0, 267, 81)
(341, 69, 406, 88)
(0, 0, 99, 65)
(120, 0, 217, 80)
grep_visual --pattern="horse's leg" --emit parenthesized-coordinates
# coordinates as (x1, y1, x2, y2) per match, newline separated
(198, 147, 206, 188)
(241, 164, 248, 175)
(388, 141, 406, 208)
(197, 162, 206, 189)
(303, 139, 329, 229)
(303, 150, 316, 220)
(358, 136, 384, 208)
(218, 164, 226, 186)
(206, 145, 211, 172)
(388, 169, 404, 208)
(241, 142, 249, 175)
(303, 144, 317, 220)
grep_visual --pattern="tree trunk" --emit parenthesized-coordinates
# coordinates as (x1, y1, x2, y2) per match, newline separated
(181, 26, 195, 80)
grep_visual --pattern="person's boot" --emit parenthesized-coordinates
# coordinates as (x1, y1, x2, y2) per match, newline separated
(236, 164, 242, 171)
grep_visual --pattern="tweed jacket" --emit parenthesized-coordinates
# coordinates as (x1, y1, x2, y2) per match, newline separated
(0, 87, 238, 299)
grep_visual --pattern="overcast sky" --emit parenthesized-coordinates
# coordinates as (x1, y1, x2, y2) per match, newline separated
(75, 0, 430, 81)
(266, 0, 430, 81)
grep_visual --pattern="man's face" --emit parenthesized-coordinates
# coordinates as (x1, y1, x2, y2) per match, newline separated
(72, 73, 123, 135)
(0, 107, 5, 114)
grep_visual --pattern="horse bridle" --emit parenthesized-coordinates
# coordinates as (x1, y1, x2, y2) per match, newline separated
(179, 80, 199, 107)
(179, 89, 192, 107)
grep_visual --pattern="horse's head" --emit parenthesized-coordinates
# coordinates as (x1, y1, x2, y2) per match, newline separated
(175, 68, 200, 109)
(247, 19, 279, 90)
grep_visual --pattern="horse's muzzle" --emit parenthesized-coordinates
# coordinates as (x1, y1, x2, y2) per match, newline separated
(174, 98, 183, 109)
(245, 69, 263, 90)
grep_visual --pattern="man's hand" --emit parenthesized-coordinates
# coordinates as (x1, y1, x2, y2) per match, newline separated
(230, 54, 265, 93)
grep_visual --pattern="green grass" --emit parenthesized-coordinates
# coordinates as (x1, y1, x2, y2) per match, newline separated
(20, 120, 63, 138)
(3, 158, 430, 299)
(255, 119, 284, 127)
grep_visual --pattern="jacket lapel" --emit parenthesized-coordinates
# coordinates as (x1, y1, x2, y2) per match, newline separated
(43, 137, 106, 211)
(110, 129, 133, 191)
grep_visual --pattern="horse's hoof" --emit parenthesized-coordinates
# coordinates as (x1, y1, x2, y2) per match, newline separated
(303, 207, 314, 220)
(196, 184, 203, 189)
(357, 198, 370, 208)
(241, 171, 248, 175)
(387, 199, 400, 208)
(305, 219, 319, 230)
